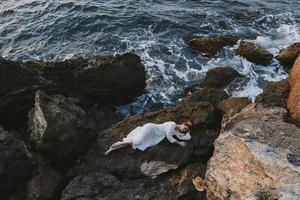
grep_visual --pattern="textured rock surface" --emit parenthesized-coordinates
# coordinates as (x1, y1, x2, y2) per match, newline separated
(276, 42, 300, 69)
(200, 66, 242, 89)
(218, 97, 251, 116)
(186, 36, 239, 57)
(140, 161, 178, 178)
(26, 53, 146, 106)
(0, 127, 32, 197)
(170, 163, 207, 199)
(236, 41, 273, 66)
(0, 58, 50, 131)
(218, 97, 252, 127)
(62, 169, 200, 200)
(61, 87, 229, 199)
(288, 55, 300, 127)
(26, 166, 62, 200)
(27, 91, 95, 170)
(75, 96, 222, 179)
(0, 53, 146, 131)
(62, 163, 206, 200)
(199, 104, 300, 200)
(255, 79, 290, 108)
(184, 88, 229, 107)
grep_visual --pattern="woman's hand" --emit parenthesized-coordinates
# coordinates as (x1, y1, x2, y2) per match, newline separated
(176, 141, 187, 147)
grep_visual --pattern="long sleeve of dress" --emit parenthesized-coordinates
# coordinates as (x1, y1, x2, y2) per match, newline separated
(166, 124, 177, 143)
(176, 132, 191, 140)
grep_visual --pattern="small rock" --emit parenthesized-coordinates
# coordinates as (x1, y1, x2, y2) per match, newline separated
(255, 79, 290, 108)
(276, 42, 300, 70)
(186, 36, 239, 57)
(140, 161, 177, 178)
(200, 66, 242, 89)
(218, 97, 252, 116)
(236, 41, 273, 66)
(184, 88, 229, 107)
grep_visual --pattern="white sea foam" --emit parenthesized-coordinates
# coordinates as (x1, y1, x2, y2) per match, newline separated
(1, 0, 297, 116)
(117, 17, 300, 115)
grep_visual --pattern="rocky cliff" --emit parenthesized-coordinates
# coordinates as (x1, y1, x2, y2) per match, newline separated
(1, 39, 300, 200)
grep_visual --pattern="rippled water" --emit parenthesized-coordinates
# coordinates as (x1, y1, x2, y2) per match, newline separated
(1, 0, 300, 116)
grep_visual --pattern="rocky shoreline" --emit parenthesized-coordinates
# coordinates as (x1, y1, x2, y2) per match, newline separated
(0, 39, 300, 200)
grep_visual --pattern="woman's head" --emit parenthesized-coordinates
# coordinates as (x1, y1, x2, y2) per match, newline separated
(178, 121, 192, 134)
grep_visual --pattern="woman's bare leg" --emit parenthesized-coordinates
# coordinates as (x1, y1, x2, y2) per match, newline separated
(104, 138, 133, 155)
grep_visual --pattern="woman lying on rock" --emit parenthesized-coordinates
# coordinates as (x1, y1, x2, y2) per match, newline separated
(104, 121, 192, 155)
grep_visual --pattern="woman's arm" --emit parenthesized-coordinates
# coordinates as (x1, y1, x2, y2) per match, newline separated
(166, 124, 186, 147)
(166, 129, 177, 143)
(175, 140, 187, 147)
(176, 132, 191, 140)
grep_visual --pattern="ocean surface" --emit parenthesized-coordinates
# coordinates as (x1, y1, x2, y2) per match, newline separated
(1, 0, 300, 116)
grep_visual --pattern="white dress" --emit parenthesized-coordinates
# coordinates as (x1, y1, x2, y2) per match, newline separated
(126, 121, 191, 151)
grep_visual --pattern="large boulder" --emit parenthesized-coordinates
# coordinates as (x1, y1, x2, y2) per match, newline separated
(0, 53, 146, 131)
(27, 91, 95, 170)
(80, 100, 220, 179)
(186, 36, 239, 57)
(195, 104, 300, 200)
(276, 42, 300, 70)
(62, 87, 229, 199)
(0, 127, 32, 197)
(236, 41, 273, 66)
(26, 166, 62, 200)
(26, 53, 146, 106)
(287, 55, 300, 127)
(255, 79, 290, 108)
(200, 66, 243, 89)
(0, 58, 50, 131)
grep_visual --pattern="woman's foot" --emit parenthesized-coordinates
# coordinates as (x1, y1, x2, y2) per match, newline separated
(104, 148, 113, 155)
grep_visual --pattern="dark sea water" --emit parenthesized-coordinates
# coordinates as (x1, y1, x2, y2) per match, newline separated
(1, 0, 300, 116)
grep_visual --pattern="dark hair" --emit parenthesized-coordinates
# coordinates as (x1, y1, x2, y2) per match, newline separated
(183, 121, 192, 128)
(179, 121, 192, 133)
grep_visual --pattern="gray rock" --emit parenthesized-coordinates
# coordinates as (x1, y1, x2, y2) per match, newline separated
(0, 127, 32, 197)
(61, 171, 121, 200)
(26, 166, 62, 200)
(140, 160, 178, 178)
(0, 53, 146, 131)
(27, 91, 95, 170)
